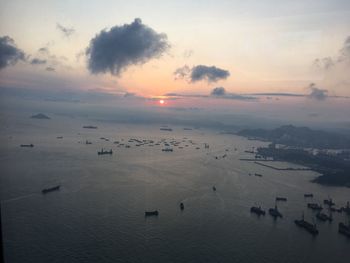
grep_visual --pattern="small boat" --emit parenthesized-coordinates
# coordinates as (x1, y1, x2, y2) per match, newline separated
(276, 197, 287, 201)
(212, 186, 216, 191)
(250, 206, 266, 216)
(341, 202, 350, 215)
(145, 211, 159, 216)
(330, 207, 342, 213)
(56, 136, 63, 139)
(180, 203, 184, 210)
(269, 205, 283, 218)
(316, 212, 332, 222)
(42, 185, 60, 194)
(162, 148, 173, 152)
(307, 203, 323, 210)
(97, 148, 113, 155)
(323, 198, 335, 206)
(338, 222, 350, 238)
(20, 144, 34, 147)
(254, 173, 263, 177)
(304, 193, 313, 198)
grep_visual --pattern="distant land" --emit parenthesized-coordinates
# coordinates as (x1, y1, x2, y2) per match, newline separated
(256, 145, 350, 187)
(237, 125, 350, 149)
(30, 113, 50, 120)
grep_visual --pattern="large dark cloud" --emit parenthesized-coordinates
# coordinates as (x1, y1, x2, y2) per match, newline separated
(174, 64, 230, 83)
(56, 23, 75, 37)
(0, 36, 25, 70)
(86, 18, 169, 76)
(308, 83, 328, 101)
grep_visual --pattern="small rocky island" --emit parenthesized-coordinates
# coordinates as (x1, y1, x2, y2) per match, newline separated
(31, 113, 50, 119)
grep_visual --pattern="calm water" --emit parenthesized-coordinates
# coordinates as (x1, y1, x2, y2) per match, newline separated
(0, 114, 349, 263)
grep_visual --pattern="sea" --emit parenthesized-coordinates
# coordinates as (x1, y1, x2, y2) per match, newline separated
(0, 113, 349, 263)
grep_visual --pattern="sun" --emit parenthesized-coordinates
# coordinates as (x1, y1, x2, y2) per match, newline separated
(159, 99, 165, 105)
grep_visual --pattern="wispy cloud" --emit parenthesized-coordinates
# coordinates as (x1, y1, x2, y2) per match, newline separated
(45, 66, 55, 72)
(313, 35, 350, 90)
(30, 58, 47, 65)
(165, 87, 256, 101)
(56, 23, 75, 37)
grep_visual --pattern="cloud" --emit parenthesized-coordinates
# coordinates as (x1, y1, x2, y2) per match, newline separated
(31, 46, 69, 71)
(174, 65, 190, 80)
(30, 58, 47, 65)
(249, 92, 304, 97)
(191, 65, 230, 82)
(313, 36, 350, 91)
(211, 87, 226, 96)
(314, 36, 350, 70)
(86, 18, 169, 76)
(38, 47, 49, 54)
(165, 87, 256, 101)
(45, 66, 55, 72)
(56, 23, 75, 37)
(307, 83, 328, 101)
(174, 64, 230, 83)
(313, 57, 334, 70)
(183, 49, 194, 58)
(0, 36, 25, 70)
(338, 36, 350, 64)
(123, 92, 136, 98)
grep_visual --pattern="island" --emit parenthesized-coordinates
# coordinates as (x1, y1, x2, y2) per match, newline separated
(31, 113, 50, 119)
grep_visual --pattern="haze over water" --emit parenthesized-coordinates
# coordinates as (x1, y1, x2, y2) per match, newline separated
(1, 114, 349, 263)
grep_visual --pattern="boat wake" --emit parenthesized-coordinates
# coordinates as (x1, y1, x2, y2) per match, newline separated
(1, 193, 37, 204)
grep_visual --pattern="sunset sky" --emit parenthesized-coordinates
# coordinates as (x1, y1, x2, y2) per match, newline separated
(0, 0, 350, 99)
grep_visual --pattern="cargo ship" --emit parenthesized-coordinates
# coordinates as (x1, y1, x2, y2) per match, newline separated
(42, 185, 60, 194)
(20, 144, 34, 147)
(276, 197, 287, 201)
(307, 203, 323, 210)
(98, 148, 113, 155)
(294, 213, 319, 235)
(145, 211, 159, 216)
(250, 206, 266, 216)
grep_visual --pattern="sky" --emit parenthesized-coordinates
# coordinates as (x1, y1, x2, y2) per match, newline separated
(0, 0, 350, 121)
